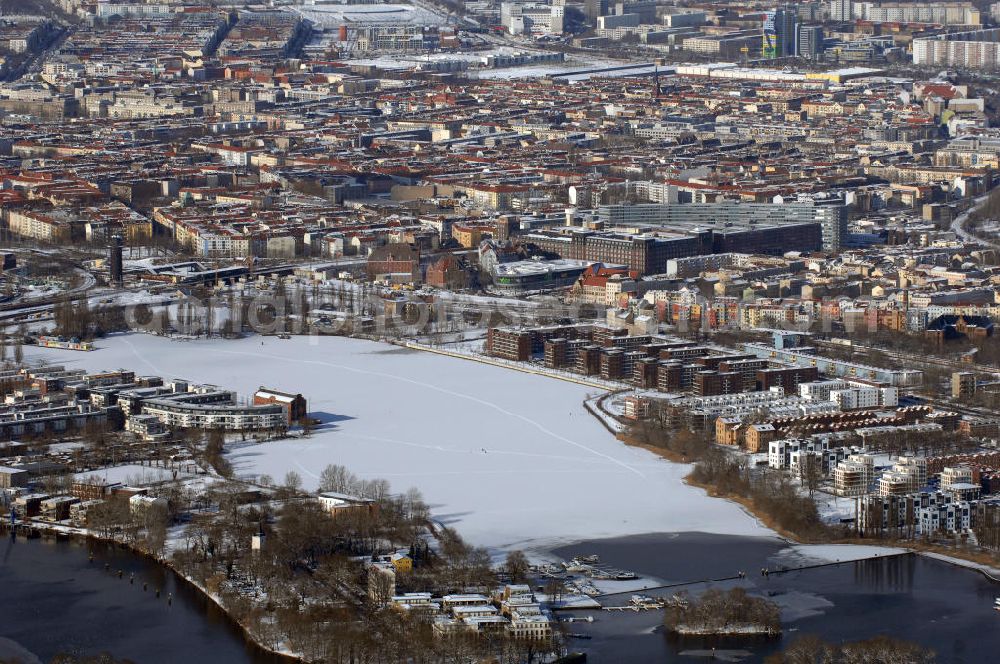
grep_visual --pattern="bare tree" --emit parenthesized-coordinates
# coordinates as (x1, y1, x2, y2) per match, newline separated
(283, 470, 303, 493)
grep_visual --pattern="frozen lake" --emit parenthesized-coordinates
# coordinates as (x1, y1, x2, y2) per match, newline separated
(27, 334, 771, 551)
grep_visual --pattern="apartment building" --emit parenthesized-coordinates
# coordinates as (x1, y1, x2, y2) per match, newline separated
(140, 398, 287, 431)
(501, 2, 564, 35)
(356, 26, 440, 52)
(597, 201, 839, 251)
(846, 2, 980, 25)
(913, 28, 1000, 68)
(771, 437, 845, 471)
(756, 366, 820, 395)
(6, 208, 76, 243)
(952, 371, 976, 399)
(682, 31, 762, 59)
(0, 466, 29, 489)
(941, 465, 981, 501)
(858, 490, 970, 536)
(876, 458, 927, 497)
(744, 344, 923, 387)
(833, 453, 876, 496)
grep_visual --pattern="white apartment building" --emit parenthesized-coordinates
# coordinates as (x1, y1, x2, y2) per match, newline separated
(799, 379, 898, 407)
(509, 613, 553, 639)
(830, 387, 880, 410)
(843, 2, 980, 25)
(799, 379, 850, 401)
(918, 499, 971, 535)
(833, 453, 875, 496)
(876, 458, 926, 497)
(942, 465, 974, 489)
(501, 2, 564, 35)
(96, 3, 175, 18)
(913, 28, 1000, 68)
(769, 437, 834, 470)
(141, 396, 287, 431)
(129, 494, 168, 515)
(941, 465, 981, 501)
(897, 456, 928, 489)
(858, 490, 969, 535)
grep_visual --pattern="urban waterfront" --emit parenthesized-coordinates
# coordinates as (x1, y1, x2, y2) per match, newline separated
(0, 534, 280, 664)
(2, 530, 999, 662)
(554, 533, 1000, 663)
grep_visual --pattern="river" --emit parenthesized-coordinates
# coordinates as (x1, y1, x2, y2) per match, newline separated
(3, 531, 998, 663)
(553, 532, 1000, 663)
(0, 533, 279, 664)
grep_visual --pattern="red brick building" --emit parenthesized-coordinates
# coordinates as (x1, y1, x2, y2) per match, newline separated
(253, 388, 308, 424)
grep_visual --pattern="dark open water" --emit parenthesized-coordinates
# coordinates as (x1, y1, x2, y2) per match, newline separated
(0, 534, 281, 664)
(553, 532, 1000, 663)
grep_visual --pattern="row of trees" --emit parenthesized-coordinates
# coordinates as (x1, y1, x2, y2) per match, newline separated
(0, 330, 25, 366)
(691, 447, 832, 540)
(860, 427, 979, 458)
(972, 502, 1000, 560)
(766, 635, 935, 664)
(625, 411, 713, 461)
(51, 298, 131, 341)
(86, 494, 170, 557)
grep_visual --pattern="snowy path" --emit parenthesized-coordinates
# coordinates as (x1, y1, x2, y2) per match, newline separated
(28, 333, 772, 551)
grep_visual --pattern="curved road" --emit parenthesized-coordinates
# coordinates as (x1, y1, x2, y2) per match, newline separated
(949, 191, 1000, 249)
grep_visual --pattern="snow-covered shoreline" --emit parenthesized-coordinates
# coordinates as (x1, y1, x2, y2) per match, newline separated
(27, 333, 771, 551)
(30, 333, 971, 575)
(4, 519, 303, 662)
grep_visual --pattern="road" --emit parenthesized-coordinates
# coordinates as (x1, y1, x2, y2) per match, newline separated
(0, 290, 177, 327)
(949, 191, 1000, 248)
(2, 267, 96, 312)
(814, 338, 1000, 382)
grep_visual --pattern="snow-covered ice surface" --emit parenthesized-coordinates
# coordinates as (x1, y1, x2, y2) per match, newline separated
(27, 333, 772, 551)
(769, 589, 835, 621)
(773, 544, 907, 568)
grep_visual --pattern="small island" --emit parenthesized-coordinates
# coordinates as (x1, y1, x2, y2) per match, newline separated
(664, 588, 781, 637)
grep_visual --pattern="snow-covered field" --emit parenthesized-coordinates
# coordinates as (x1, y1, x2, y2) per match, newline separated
(75, 463, 196, 486)
(28, 333, 773, 551)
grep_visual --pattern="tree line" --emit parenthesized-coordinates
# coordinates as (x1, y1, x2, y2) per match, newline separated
(664, 587, 780, 636)
(166, 466, 561, 664)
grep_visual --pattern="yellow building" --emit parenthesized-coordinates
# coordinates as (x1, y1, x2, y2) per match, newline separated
(7, 208, 73, 243)
(452, 222, 494, 248)
(391, 553, 413, 573)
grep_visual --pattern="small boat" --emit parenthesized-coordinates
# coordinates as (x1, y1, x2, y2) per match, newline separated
(994, 598, 1000, 611)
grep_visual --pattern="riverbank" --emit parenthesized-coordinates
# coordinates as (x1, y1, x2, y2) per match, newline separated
(158, 556, 303, 663)
(1, 519, 302, 663)
(912, 547, 1000, 582)
(618, 431, 699, 465)
(683, 474, 812, 544)
(400, 340, 622, 390)
(683, 472, 1000, 579)
(0, 532, 286, 664)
